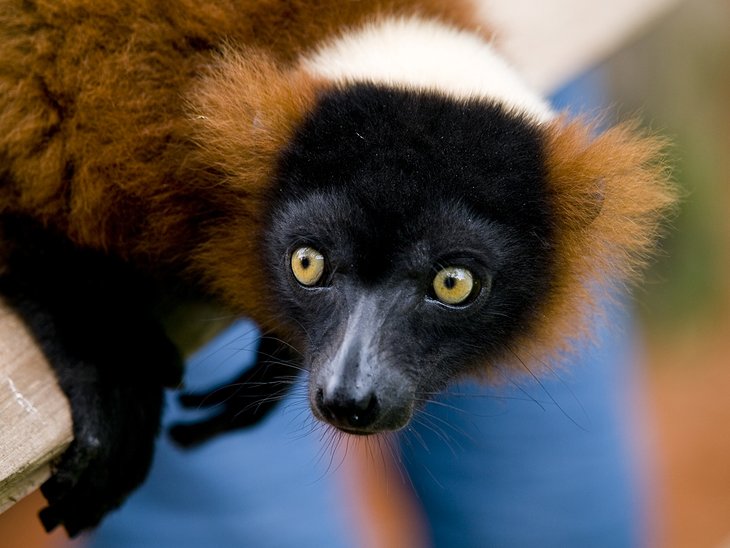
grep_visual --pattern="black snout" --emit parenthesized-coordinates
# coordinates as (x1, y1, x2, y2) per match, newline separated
(307, 295, 416, 433)
(315, 388, 380, 432)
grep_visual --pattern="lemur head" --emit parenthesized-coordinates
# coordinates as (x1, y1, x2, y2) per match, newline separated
(265, 85, 555, 433)
(189, 19, 675, 435)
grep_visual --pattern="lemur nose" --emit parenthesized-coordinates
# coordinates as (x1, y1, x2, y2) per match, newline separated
(315, 387, 380, 431)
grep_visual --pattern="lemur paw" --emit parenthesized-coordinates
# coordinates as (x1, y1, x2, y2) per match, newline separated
(38, 383, 163, 537)
(39, 434, 115, 535)
(170, 336, 299, 447)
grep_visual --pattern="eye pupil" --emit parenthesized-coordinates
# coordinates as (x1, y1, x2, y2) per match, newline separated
(291, 246, 325, 286)
(443, 276, 456, 290)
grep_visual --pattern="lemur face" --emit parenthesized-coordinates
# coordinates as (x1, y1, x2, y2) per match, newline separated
(265, 85, 555, 433)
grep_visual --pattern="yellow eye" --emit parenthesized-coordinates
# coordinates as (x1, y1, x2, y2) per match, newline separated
(432, 267, 476, 305)
(291, 246, 325, 286)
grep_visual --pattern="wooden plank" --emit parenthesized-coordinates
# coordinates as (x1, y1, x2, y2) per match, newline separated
(0, 0, 680, 515)
(0, 300, 72, 513)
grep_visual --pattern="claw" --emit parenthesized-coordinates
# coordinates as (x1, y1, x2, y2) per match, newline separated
(38, 506, 61, 533)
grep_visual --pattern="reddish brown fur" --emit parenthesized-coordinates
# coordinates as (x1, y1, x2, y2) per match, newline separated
(183, 49, 328, 330)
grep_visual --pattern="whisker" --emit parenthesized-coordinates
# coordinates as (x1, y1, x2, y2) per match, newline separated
(398, 430, 445, 490)
(506, 346, 589, 431)
(410, 414, 459, 457)
(518, 347, 592, 430)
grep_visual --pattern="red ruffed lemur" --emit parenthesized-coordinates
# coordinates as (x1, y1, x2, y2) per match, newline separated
(0, 0, 675, 536)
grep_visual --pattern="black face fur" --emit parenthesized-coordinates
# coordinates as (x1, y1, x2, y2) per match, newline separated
(264, 84, 555, 434)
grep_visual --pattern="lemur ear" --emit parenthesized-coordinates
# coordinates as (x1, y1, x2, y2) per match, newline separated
(185, 46, 325, 208)
(570, 176, 606, 228)
(543, 118, 675, 283)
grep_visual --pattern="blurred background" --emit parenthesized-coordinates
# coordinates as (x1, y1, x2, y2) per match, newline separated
(608, 0, 730, 545)
(1, 0, 729, 546)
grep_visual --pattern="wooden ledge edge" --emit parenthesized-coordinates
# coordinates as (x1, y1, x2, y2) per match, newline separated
(0, 299, 73, 514)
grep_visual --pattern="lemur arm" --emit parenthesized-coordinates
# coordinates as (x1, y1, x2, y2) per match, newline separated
(0, 217, 182, 535)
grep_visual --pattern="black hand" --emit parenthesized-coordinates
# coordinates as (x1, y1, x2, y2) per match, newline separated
(169, 335, 301, 447)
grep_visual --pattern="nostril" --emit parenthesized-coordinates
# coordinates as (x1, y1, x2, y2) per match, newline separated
(348, 393, 379, 428)
(316, 388, 380, 430)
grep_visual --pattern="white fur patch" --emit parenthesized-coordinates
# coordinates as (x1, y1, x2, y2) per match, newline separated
(301, 17, 554, 122)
